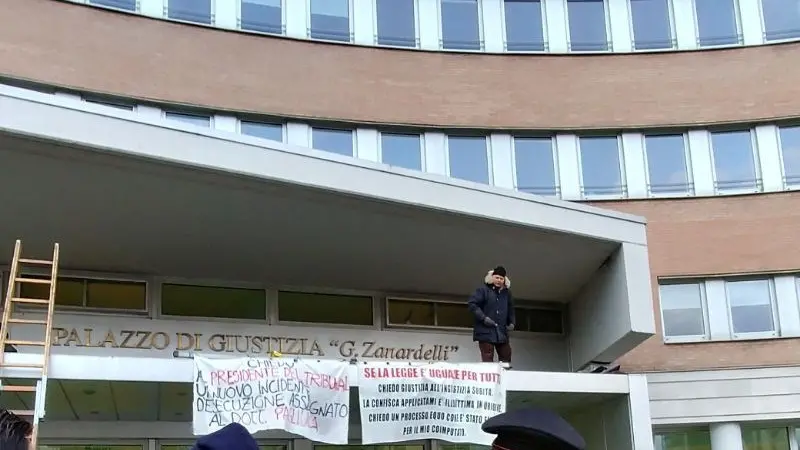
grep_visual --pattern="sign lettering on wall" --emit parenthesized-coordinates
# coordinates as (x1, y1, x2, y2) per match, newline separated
(50, 327, 458, 361)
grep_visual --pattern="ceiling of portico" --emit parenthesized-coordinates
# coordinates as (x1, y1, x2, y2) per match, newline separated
(0, 131, 620, 301)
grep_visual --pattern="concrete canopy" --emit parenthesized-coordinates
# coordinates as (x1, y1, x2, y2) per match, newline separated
(0, 87, 647, 302)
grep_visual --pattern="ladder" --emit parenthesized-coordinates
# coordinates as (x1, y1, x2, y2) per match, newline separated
(0, 239, 59, 450)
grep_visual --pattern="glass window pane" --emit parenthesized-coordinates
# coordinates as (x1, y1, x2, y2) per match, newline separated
(742, 427, 790, 450)
(695, 0, 740, 46)
(515, 307, 564, 333)
(503, 0, 546, 51)
(41, 446, 144, 450)
(387, 299, 435, 326)
(448, 136, 489, 184)
(317, 445, 425, 450)
(161, 284, 267, 320)
(20, 276, 84, 307)
(165, 112, 211, 128)
(436, 302, 472, 328)
(513, 137, 558, 196)
(645, 134, 691, 194)
(654, 430, 712, 450)
(779, 126, 800, 187)
(241, 0, 283, 34)
(278, 291, 373, 325)
(727, 280, 775, 334)
(579, 136, 623, 196)
(630, 0, 674, 49)
(567, 0, 609, 51)
(441, 0, 482, 50)
(310, 0, 351, 42)
(376, 0, 416, 47)
(84, 97, 135, 111)
(168, 0, 212, 24)
(380, 133, 422, 170)
(761, 0, 800, 41)
(89, 0, 137, 11)
(711, 130, 759, 192)
(312, 128, 354, 157)
(659, 284, 705, 337)
(86, 280, 147, 310)
(161, 445, 284, 450)
(241, 121, 283, 142)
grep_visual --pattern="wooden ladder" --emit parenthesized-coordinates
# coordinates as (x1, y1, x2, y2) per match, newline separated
(0, 239, 59, 449)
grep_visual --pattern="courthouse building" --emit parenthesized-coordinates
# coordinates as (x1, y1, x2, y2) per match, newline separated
(1, 1, 800, 450)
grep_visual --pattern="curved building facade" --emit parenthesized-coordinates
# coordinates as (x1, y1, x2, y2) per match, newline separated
(1, 1, 800, 450)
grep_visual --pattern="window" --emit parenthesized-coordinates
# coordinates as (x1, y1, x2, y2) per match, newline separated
(514, 307, 564, 333)
(761, 0, 800, 41)
(440, 0, 483, 50)
(566, 0, 609, 51)
(42, 446, 144, 450)
(241, 0, 283, 34)
(376, 0, 417, 47)
(309, 0, 351, 42)
(19, 276, 147, 311)
(447, 136, 490, 184)
(630, 0, 675, 49)
(503, 0, 546, 51)
(653, 430, 712, 450)
(84, 97, 135, 111)
(167, 0, 213, 24)
(694, 0, 741, 46)
(165, 112, 212, 128)
(161, 445, 285, 450)
(316, 445, 424, 450)
(513, 137, 559, 196)
(278, 291, 373, 325)
(311, 127, 354, 157)
(161, 284, 267, 320)
(726, 279, 776, 336)
(659, 283, 707, 339)
(380, 133, 423, 170)
(89, 0, 137, 11)
(742, 427, 790, 450)
(241, 121, 284, 142)
(578, 136, 624, 197)
(710, 130, 760, 193)
(644, 134, 692, 195)
(779, 125, 800, 188)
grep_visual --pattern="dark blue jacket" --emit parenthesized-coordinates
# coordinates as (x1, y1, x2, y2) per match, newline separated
(192, 423, 259, 450)
(468, 271, 515, 344)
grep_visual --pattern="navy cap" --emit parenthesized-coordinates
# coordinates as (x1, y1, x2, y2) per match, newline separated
(192, 423, 259, 450)
(482, 408, 586, 450)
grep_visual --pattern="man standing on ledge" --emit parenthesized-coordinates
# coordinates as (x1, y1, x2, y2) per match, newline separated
(468, 266, 515, 366)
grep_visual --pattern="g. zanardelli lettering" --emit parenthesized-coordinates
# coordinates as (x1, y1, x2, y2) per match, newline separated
(49, 327, 459, 362)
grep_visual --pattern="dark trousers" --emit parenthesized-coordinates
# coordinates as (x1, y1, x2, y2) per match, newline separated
(478, 341, 511, 363)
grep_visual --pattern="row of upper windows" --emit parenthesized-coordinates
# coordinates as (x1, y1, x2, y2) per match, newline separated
(73, 92, 800, 201)
(71, 0, 800, 53)
(655, 427, 798, 450)
(0, 272, 565, 334)
(658, 275, 800, 343)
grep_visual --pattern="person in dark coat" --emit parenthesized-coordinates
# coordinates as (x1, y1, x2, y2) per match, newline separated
(0, 409, 32, 450)
(482, 407, 586, 450)
(468, 266, 515, 364)
(192, 423, 259, 450)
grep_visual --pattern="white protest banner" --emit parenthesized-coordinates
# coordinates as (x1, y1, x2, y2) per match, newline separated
(193, 355, 351, 444)
(358, 362, 506, 445)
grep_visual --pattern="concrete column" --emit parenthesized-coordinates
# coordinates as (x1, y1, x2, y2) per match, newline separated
(710, 423, 743, 450)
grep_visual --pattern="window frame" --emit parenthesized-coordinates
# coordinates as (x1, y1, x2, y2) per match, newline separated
(642, 132, 694, 197)
(759, 0, 800, 42)
(658, 281, 711, 343)
(708, 128, 762, 195)
(577, 135, 627, 199)
(377, 131, 426, 171)
(237, 0, 286, 36)
(510, 135, 561, 197)
(445, 134, 493, 185)
(237, 118, 286, 143)
(653, 428, 713, 450)
(158, 440, 292, 450)
(87, 0, 140, 13)
(39, 440, 149, 450)
(627, 0, 677, 51)
(309, 126, 357, 157)
(373, 0, 421, 48)
(564, 0, 613, 52)
(691, 0, 743, 48)
(155, 277, 270, 323)
(306, 0, 355, 43)
(163, 110, 214, 128)
(437, 0, 486, 51)
(500, 0, 549, 52)
(777, 124, 800, 190)
(164, 0, 216, 25)
(724, 277, 780, 340)
(82, 95, 137, 112)
(274, 286, 379, 330)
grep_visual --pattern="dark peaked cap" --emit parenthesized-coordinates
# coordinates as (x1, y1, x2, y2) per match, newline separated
(482, 408, 586, 450)
(191, 423, 259, 450)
